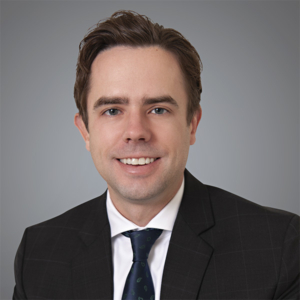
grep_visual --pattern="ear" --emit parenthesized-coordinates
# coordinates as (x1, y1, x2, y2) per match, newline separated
(74, 113, 90, 151)
(189, 105, 202, 145)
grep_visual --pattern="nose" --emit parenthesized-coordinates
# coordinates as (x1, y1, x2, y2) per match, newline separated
(122, 111, 151, 143)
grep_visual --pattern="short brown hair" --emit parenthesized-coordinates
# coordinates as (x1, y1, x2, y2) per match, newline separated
(74, 10, 202, 130)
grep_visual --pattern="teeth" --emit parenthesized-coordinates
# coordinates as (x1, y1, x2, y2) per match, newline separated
(139, 158, 145, 165)
(119, 158, 157, 165)
(132, 158, 139, 165)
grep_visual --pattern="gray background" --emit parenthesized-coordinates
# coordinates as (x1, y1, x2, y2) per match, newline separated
(1, 0, 299, 298)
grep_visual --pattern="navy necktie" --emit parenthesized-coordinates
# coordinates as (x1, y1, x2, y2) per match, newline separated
(121, 228, 163, 300)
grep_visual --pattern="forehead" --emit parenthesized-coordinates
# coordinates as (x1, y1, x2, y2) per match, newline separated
(88, 46, 188, 107)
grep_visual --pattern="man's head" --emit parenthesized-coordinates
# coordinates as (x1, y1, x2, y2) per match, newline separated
(74, 10, 202, 131)
(74, 11, 202, 209)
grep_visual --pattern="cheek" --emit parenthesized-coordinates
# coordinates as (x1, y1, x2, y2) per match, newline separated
(160, 120, 190, 152)
(88, 128, 109, 158)
(91, 118, 118, 142)
(89, 120, 124, 160)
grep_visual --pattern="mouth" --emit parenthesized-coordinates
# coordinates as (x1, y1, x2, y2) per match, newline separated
(117, 157, 160, 165)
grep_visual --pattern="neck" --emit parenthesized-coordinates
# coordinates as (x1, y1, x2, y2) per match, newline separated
(108, 177, 183, 227)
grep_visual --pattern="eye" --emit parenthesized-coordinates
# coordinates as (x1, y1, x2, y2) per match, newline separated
(104, 108, 121, 116)
(150, 108, 168, 115)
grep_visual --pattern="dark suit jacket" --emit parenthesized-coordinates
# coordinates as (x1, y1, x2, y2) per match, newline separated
(13, 170, 299, 299)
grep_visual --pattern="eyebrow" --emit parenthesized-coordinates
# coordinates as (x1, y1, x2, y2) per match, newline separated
(142, 96, 179, 108)
(93, 95, 179, 111)
(93, 97, 129, 111)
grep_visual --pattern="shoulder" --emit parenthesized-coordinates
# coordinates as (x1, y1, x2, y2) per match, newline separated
(182, 171, 299, 297)
(27, 193, 105, 231)
(184, 169, 298, 241)
(184, 169, 298, 227)
(203, 184, 299, 252)
(21, 193, 107, 258)
(206, 184, 298, 226)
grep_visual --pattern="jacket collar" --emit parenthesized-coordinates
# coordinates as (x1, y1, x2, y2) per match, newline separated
(160, 169, 215, 299)
(72, 191, 114, 299)
(179, 169, 215, 235)
(72, 169, 215, 299)
(78, 191, 109, 246)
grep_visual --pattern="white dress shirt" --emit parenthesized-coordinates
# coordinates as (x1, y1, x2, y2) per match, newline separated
(106, 178, 184, 300)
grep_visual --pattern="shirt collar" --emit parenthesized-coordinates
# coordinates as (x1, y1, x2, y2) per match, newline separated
(106, 177, 184, 238)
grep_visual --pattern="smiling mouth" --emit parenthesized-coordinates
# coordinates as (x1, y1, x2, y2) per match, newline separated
(118, 157, 159, 165)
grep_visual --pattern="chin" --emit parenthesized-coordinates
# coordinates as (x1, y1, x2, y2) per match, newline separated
(111, 179, 169, 203)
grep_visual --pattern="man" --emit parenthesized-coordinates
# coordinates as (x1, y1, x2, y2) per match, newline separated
(13, 10, 299, 300)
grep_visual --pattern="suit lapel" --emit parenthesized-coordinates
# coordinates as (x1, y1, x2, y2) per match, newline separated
(161, 170, 215, 299)
(72, 192, 114, 299)
(70, 170, 214, 299)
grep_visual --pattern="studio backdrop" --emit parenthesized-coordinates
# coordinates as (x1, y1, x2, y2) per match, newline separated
(1, 1, 299, 299)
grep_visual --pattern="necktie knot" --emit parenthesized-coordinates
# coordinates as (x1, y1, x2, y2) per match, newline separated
(123, 229, 162, 262)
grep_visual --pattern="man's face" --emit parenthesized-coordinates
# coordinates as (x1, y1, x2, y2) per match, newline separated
(75, 46, 201, 205)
